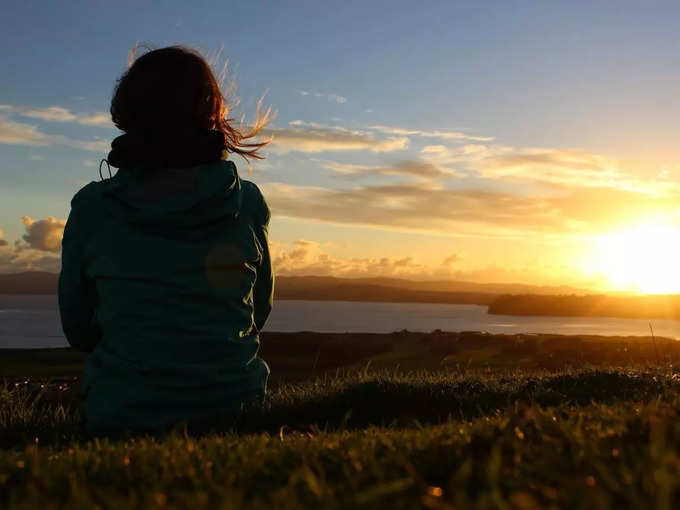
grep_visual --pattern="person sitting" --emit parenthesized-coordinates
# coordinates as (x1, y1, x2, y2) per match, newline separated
(58, 46, 274, 436)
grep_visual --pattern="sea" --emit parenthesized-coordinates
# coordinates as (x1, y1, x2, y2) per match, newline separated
(2, 294, 680, 349)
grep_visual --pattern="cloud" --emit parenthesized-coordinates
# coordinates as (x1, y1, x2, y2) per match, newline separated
(19, 216, 66, 253)
(0, 247, 61, 273)
(0, 104, 113, 128)
(273, 239, 436, 278)
(422, 143, 492, 160)
(419, 143, 635, 189)
(264, 121, 408, 153)
(480, 148, 622, 187)
(262, 181, 676, 238)
(369, 125, 494, 142)
(0, 116, 50, 146)
(0, 220, 63, 273)
(56, 137, 109, 152)
(0, 116, 109, 152)
(442, 254, 461, 266)
(298, 91, 347, 103)
(272, 240, 473, 280)
(318, 159, 456, 180)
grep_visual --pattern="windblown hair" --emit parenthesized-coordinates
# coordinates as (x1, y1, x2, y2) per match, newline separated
(110, 45, 272, 163)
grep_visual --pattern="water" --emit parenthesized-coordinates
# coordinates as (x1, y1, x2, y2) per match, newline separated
(2, 294, 680, 349)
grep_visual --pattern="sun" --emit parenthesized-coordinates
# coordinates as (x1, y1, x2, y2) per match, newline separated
(588, 221, 680, 294)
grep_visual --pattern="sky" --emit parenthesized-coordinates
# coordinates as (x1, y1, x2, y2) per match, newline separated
(3, 1, 680, 292)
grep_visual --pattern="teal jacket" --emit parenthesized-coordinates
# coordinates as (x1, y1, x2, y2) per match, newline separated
(58, 160, 273, 436)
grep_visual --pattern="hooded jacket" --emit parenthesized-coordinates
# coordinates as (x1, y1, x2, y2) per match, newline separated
(58, 159, 272, 436)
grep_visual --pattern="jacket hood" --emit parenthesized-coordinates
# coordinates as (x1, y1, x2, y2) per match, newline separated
(100, 159, 242, 229)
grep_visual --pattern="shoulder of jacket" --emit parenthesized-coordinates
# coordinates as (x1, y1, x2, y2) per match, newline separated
(240, 179, 263, 197)
(240, 179, 270, 225)
(70, 181, 104, 208)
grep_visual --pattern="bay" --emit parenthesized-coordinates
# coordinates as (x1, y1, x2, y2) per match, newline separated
(1, 294, 680, 349)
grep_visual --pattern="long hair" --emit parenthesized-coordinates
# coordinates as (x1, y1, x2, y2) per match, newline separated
(110, 45, 273, 164)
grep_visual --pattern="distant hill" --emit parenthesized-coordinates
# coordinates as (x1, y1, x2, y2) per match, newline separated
(275, 275, 588, 296)
(489, 294, 680, 321)
(0, 271, 586, 303)
(0, 272, 59, 294)
(4, 272, 679, 319)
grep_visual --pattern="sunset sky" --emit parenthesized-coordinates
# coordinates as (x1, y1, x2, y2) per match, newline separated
(3, 1, 680, 292)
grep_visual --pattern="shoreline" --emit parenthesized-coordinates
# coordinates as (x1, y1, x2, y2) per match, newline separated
(6, 292, 680, 322)
(3, 330, 679, 382)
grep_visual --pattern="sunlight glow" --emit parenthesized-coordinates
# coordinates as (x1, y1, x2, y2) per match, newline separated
(589, 221, 680, 294)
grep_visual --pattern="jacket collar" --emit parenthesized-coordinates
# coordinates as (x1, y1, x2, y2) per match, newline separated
(107, 129, 227, 169)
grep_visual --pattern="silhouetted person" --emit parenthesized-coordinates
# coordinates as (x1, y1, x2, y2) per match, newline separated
(58, 46, 274, 436)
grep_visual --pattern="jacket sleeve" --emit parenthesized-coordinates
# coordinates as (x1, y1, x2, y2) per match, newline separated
(251, 186, 274, 332)
(58, 193, 101, 352)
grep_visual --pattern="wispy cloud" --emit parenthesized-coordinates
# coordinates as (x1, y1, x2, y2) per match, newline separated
(368, 125, 494, 142)
(442, 254, 461, 266)
(298, 90, 347, 104)
(262, 181, 674, 238)
(318, 159, 456, 180)
(0, 104, 113, 128)
(264, 120, 408, 153)
(0, 115, 108, 152)
(0, 116, 50, 146)
(419, 143, 635, 189)
(481, 149, 621, 185)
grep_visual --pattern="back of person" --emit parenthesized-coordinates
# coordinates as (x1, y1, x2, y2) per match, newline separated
(58, 46, 274, 436)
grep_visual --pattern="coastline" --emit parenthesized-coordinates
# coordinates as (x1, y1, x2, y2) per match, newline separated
(3, 330, 678, 382)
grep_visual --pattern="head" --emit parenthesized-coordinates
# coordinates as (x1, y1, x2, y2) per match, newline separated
(110, 45, 272, 164)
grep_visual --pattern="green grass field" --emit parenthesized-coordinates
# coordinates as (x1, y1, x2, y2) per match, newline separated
(3, 332, 680, 508)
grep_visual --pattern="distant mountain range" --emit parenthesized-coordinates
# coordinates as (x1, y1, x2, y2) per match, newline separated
(0, 271, 587, 304)
(4, 272, 679, 320)
(275, 275, 588, 298)
(0, 272, 60, 295)
(489, 293, 680, 321)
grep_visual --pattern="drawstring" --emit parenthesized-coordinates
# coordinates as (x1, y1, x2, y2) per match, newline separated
(98, 159, 112, 181)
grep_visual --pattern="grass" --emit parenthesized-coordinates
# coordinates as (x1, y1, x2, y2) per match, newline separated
(4, 332, 680, 508)
(3, 367, 680, 508)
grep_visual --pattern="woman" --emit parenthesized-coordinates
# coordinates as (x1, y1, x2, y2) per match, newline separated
(58, 46, 274, 436)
